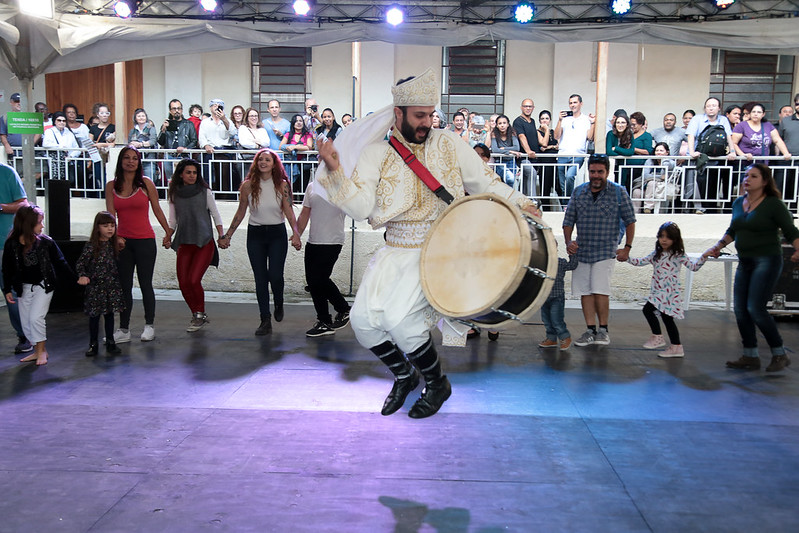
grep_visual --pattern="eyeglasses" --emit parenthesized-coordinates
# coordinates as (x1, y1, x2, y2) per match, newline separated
(588, 154, 609, 162)
(170, 106, 183, 111)
(522, 105, 534, 108)
(55, 119, 66, 123)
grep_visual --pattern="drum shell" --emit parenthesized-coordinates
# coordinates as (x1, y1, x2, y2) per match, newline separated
(420, 193, 557, 330)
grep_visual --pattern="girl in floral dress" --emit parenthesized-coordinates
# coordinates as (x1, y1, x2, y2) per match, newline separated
(627, 222, 712, 358)
(76, 211, 125, 357)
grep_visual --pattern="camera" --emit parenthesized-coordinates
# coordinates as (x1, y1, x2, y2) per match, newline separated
(563, 110, 573, 117)
(310, 105, 318, 112)
(217, 104, 224, 112)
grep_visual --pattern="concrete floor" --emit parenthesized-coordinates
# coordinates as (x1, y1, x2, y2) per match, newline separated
(0, 297, 797, 532)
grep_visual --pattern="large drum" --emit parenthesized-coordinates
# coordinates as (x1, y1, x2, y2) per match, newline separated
(420, 193, 557, 330)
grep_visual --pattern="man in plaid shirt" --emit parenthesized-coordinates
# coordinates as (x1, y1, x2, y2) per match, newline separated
(562, 154, 636, 346)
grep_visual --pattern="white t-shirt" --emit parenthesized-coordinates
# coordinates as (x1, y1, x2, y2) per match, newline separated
(303, 181, 346, 245)
(557, 114, 592, 155)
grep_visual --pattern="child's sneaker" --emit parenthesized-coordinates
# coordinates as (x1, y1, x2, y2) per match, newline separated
(559, 338, 572, 350)
(539, 338, 558, 348)
(658, 345, 684, 358)
(643, 334, 666, 349)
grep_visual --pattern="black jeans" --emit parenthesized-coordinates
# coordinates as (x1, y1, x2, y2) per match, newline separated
(305, 243, 350, 324)
(246, 224, 288, 320)
(118, 237, 157, 329)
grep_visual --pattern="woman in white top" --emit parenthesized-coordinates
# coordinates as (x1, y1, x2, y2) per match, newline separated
(238, 108, 270, 155)
(222, 149, 301, 335)
(166, 158, 225, 332)
(42, 112, 80, 181)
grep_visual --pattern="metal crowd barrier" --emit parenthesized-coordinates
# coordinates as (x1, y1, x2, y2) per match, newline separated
(493, 152, 799, 214)
(9, 148, 799, 215)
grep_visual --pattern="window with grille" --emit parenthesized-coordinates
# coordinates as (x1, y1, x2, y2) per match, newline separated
(441, 41, 505, 120)
(251, 47, 312, 118)
(710, 50, 795, 121)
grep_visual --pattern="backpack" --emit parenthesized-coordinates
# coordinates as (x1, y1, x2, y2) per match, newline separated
(696, 124, 728, 157)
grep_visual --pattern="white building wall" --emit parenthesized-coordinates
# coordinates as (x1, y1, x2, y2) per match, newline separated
(360, 42, 395, 115)
(163, 54, 204, 116)
(394, 44, 441, 88)
(636, 44, 713, 126)
(311, 43, 354, 119)
(202, 49, 250, 113)
(141, 57, 166, 121)
(606, 43, 640, 122)
(505, 41, 554, 119)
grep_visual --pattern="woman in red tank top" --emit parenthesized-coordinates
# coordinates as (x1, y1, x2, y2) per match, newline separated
(105, 146, 172, 343)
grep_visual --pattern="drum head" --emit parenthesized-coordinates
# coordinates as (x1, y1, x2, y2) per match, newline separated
(421, 194, 530, 318)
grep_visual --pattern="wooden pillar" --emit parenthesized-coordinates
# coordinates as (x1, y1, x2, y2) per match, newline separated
(114, 62, 127, 144)
(595, 42, 609, 154)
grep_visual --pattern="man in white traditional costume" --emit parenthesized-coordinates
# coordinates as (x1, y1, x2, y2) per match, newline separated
(315, 70, 538, 418)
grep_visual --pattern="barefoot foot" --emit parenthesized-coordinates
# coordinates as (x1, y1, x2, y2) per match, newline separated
(36, 352, 48, 366)
(20, 353, 37, 362)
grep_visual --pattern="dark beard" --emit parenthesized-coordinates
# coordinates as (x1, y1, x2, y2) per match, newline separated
(400, 114, 430, 144)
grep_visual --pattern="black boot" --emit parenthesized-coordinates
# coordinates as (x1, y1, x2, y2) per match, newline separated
(371, 341, 419, 416)
(255, 317, 272, 335)
(106, 342, 121, 355)
(274, 304, 284, 322)
(407, 337, 451, 419)
(85, 343, 98, 357)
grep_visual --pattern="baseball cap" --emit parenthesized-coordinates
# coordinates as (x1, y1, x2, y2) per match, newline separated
(472, 115, 485, 126)
(10, 93, 21, 102)
(209, 98, 224, 108)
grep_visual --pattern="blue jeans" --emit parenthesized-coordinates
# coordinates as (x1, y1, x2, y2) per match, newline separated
(557, 156, 584, 200)
(733, 255, 785, 356)
(541, 297, 569, 340)
(497, 160, 518, 188)
(247, 224, 288, 320)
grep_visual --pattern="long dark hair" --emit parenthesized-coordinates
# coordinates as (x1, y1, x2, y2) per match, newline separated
(113, 145, 146, 193)
(246, 149, 290, 208)
(613, 115, 632, 148)
(747, 163, 781, 198)
(288, 114, 308, 137)
(89, 211, 121, 257)
(10, 205, 44, 253)
(168, 159, 208, 202)
(492, 114, 517, 141)
(654, 221, 685, 261)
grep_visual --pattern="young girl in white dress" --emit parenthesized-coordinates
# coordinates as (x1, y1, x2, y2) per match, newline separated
(627, 221, 711, 358)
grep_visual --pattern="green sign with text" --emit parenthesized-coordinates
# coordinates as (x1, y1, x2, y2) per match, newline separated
(6, 112, 44, 134)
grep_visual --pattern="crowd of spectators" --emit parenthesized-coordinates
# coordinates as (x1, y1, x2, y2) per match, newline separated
(2, 91, 798, 211)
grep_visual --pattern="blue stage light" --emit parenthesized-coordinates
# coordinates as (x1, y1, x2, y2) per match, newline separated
(610, 0, 632, 16)
(514, 3, 535, 24)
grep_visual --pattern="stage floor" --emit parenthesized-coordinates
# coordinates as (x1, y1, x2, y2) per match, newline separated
(1, 298, 797, 532)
